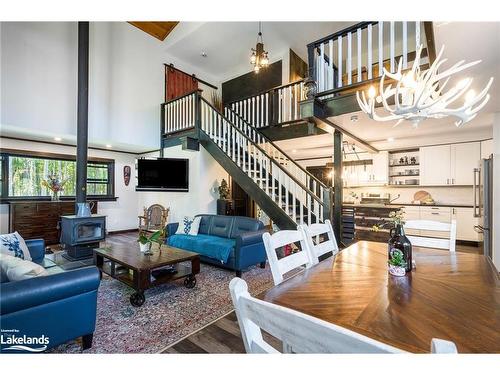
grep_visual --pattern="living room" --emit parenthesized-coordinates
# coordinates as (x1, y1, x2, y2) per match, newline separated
(1, 0, 499, 373)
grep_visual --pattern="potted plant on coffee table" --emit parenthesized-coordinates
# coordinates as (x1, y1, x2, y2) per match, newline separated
(137, 230, 163, 255)
(388, 249, 407, 277)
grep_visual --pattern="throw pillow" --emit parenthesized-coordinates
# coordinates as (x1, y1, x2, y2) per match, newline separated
(0, 232, 32, 261)
(188, 216, 201, 236)
(175, 216, 194, 235)
(0, 253, 48, 282)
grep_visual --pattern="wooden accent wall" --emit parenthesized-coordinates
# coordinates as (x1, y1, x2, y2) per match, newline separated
(289, 49, 308, 82)
(9, 201, 98, 245)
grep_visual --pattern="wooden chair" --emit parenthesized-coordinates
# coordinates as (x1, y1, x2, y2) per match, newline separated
(229, 278, 458, 354)
(299, 219, 339, 265)
(404, 220, 457, 252)
(138, 204, 169, 233)
(262, 230, 312, 286)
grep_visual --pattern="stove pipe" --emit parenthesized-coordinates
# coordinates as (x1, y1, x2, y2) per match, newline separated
(76, 22, 89, 210)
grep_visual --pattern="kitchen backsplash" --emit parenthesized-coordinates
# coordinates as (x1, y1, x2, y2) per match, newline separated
(344, 186, 474, 206)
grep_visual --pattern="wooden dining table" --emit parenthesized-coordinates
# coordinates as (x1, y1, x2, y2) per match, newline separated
(260, 241, 500, 353)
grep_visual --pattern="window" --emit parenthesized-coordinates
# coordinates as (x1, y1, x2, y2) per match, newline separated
(0, 150, 115, 200)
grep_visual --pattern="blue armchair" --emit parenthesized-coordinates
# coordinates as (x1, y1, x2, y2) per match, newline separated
(165, 215, 268, 277)
(0, 239, 101, 353)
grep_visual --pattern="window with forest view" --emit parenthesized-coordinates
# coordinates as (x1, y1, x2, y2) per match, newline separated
(1, 151, 114, 199)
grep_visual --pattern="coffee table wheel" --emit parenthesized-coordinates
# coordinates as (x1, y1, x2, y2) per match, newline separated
(130, 291, 145, 307)
(184, 275, 196, 289)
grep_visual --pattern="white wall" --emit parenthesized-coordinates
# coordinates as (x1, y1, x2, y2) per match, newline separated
(0, 22, 167, 150)
(137, 146, 228, 224)
(492, 113, 500, 270)
(0, 138, 139, 233)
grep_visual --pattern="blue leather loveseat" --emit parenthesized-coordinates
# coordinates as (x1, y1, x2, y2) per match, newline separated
(166, 215, 267, 277)
(0, 239, 101, 353)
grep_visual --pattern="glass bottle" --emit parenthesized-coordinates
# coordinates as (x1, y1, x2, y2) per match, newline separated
(388, 223, 412, 272)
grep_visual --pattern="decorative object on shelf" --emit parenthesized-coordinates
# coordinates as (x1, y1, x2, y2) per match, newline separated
(357, 45, 494, 127)
(250, 22, 270, 74)
(216, 179, 232, 216)
(123, 165, 131, 186)
(218, 179, 230, 200)
(137, 230, 163, 255)
(410, 157, 417, 165)
(41, 174, 69, 201)
(388, 249, 407, 277)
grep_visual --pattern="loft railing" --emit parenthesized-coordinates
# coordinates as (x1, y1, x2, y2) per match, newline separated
(226, 80, 306, 128)
(308, 21, 434, 95)
(201, 98, 328, 225)
(224, 106, 328, 199)
(160, 90, 199, 135)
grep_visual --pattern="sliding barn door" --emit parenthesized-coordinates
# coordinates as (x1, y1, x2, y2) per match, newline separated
(165, 65, 199, 101)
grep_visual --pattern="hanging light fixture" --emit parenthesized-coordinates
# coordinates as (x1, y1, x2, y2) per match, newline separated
(250, 22, 270, 74)
(356, 45, 494, 128)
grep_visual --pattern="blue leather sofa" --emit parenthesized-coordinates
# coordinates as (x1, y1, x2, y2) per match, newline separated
(166, 215, 267, 277)
(0, 239, 101, 352)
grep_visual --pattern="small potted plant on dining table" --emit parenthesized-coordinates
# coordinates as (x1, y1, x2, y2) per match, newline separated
(388, 249, 407, 276)
(137, 230, 164, 255)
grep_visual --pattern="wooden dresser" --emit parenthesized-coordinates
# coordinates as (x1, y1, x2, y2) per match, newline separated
(9, 201, 98, 245)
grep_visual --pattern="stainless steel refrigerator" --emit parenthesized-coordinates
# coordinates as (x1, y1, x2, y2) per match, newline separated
(473, 156, 493, 259)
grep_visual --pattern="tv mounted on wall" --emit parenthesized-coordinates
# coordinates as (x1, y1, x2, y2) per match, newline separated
(136, 158, 189, 192)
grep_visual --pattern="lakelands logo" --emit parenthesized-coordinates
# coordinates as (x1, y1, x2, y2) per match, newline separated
(1, 329, 49, 352)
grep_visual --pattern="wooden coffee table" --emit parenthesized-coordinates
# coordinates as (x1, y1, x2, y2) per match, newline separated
(94, 243, 200, 307)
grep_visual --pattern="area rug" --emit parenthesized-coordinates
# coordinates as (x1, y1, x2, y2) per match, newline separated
(49, 263, 273, 353)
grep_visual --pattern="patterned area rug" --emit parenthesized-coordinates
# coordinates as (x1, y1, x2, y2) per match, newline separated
(50, 263, 273, 353)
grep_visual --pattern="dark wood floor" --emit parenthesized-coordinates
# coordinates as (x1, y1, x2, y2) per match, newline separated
(161, 242, 481, 354)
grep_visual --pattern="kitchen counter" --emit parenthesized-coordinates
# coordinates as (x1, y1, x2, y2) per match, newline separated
(343, 203, 473, 208)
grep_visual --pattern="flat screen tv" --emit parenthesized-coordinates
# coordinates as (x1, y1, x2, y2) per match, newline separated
(136, 158, 189, 192)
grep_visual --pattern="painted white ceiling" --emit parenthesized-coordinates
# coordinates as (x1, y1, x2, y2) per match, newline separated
(278, 22, 500, 159)
(163, 21, 355, 82)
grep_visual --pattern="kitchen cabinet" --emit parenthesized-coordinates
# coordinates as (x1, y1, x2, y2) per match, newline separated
(370, 152, 389, 184)
(343, 151, 388, 187)
(420, 206, 452, 238)
(450, 142, 480, 185)
(421, 142, 480, 186)
(420, 145, 451, 185)
(452, 207, 480, 241)
(402, 206, 420, 236)
(481, 139, 493, 159)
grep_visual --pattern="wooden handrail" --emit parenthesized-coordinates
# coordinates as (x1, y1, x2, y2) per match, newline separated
(307, 22, 377, 48)
(161, 89, 201, 106)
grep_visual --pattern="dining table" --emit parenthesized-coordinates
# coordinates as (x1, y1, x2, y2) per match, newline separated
(260, 240, 500, 353)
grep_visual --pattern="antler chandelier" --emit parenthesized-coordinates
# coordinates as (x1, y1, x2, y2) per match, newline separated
(356, 45, 494, 127)
(250, 22, 269, 74)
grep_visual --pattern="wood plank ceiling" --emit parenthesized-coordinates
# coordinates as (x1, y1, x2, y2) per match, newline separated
(128, 22, 179, 41)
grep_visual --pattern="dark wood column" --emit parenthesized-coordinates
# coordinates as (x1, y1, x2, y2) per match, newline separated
(333, 130, 343, 243)
(76, 21, 90, 207)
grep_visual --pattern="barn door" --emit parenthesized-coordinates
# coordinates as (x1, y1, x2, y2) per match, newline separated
(165, 65, 199, 101)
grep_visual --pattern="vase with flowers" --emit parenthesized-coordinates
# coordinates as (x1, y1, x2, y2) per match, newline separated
(41, 174, 69, 201)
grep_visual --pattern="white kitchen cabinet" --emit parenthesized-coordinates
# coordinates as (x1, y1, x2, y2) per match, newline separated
(450, 142, 480, 185)
(370, 151, 389, 184)
(481, 139, 493, 159)
(452, 207, 480, 241)
(343, 152, 388, 187)
(402, 206, 420, 236)
(420, 145, 451, 185)
(419, 206, 452, 238)
(421, 142, 480, 186)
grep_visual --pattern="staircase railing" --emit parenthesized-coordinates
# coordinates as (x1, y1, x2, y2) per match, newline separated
(161, 90, 199, 135)
(200, 97, 329, 225)
(226, 80, 306, 128)
(308, 21, 433, 95)
(224, 106, 328, 200)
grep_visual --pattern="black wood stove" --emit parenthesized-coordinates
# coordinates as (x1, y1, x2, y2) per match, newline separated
(60, 214, 106, 260)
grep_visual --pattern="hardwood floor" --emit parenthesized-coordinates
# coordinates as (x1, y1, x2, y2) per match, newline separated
(161, 242, 483, 354)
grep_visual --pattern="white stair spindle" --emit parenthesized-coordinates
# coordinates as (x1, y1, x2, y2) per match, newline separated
(347, 32, 352, 85)
(357, 27, 362, 83)
(390, 21, 395, 72)
(378, 22, 384, 76)
(367, 23, 373, 79)
(416, 21, 421, 49)
(338, 36, 343, 88)
(402, 21, 408, 69)
(319, 43, 325, 92)
(328, 39, 334, 90)
(288, 85, 292, 122)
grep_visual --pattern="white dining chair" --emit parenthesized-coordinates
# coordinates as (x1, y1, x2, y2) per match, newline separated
(262, 229, 312, 286)
(229, 278, 458, 354)
(299, 219, 339, 265)
(404, 220, 457, 252)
